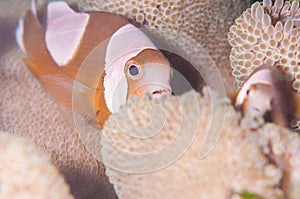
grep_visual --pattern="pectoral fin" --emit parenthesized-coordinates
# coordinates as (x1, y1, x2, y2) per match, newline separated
(39, 74, 75, 110)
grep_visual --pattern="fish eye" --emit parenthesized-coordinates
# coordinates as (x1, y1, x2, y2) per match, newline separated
(246, 89, 250, 96)
(125, 59, 143, 80)
(129, 65, 139, 76)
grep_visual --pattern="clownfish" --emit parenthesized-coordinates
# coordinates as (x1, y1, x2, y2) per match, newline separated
(15, 1, 172, 129)
(235, 64, 300, 128)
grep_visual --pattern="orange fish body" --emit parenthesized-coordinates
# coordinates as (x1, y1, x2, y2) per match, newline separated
(16, 1, 172, 129)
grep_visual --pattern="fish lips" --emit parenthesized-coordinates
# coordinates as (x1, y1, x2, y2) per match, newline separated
(130, 83, 172, 99)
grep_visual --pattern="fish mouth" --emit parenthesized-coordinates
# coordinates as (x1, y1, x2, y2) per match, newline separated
(131, 85, 172, 99)
(150, 88, 172, 99)
(152, 89, 171, 95)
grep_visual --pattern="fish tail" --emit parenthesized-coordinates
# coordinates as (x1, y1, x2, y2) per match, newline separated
(15, 1, 58, 77)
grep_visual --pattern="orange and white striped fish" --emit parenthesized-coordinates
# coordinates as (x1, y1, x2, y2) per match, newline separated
(235, 64, 300, 128)
(15, 1, 172, 129)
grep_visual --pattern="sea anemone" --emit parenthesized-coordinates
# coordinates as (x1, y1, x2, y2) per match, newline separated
(100, 88, 300, 199)
(228, 0, 300, 131)
(0, 46, 117, 199)
(0, 132, 74, 199)
(4, 0, 294, 199)
(228, 0, 300, 91)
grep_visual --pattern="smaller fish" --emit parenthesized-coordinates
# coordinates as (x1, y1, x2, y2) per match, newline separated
(235, 64, 300, 127)
(15, 0, 172, 129)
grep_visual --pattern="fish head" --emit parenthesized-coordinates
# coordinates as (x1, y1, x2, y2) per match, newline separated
(104, 24, 172, 113)
(240, 83, 274, 118)
(125, 49, 172, 100)
(235, 65, 294, 126)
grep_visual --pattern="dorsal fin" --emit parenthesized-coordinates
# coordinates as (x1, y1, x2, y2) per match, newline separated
(45, 1, 89, 66)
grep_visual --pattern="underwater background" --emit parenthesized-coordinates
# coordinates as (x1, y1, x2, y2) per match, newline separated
(2, 1, 300, 199)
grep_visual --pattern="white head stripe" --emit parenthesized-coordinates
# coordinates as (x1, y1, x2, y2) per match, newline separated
(105, 24, 157, 69)
(235, 69, 274, 107)
(104, 24, 158, 113)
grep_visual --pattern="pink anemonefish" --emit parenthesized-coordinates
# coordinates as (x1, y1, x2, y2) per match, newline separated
(235, 64, 300, 128)
(15, 0, 172, 129)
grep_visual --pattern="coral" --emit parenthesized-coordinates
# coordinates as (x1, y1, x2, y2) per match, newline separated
(7, 0, 300, 199)
(77, 0, 253, 91)
(256, 124, 300, 199)
(0, 132, 74, 199)
(101, 89, 300, 199)
(0, 1, 116, 198)
(228, 0, 300, 91)
(0, 46, 116, 199)
(101, 91, 290, 198)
